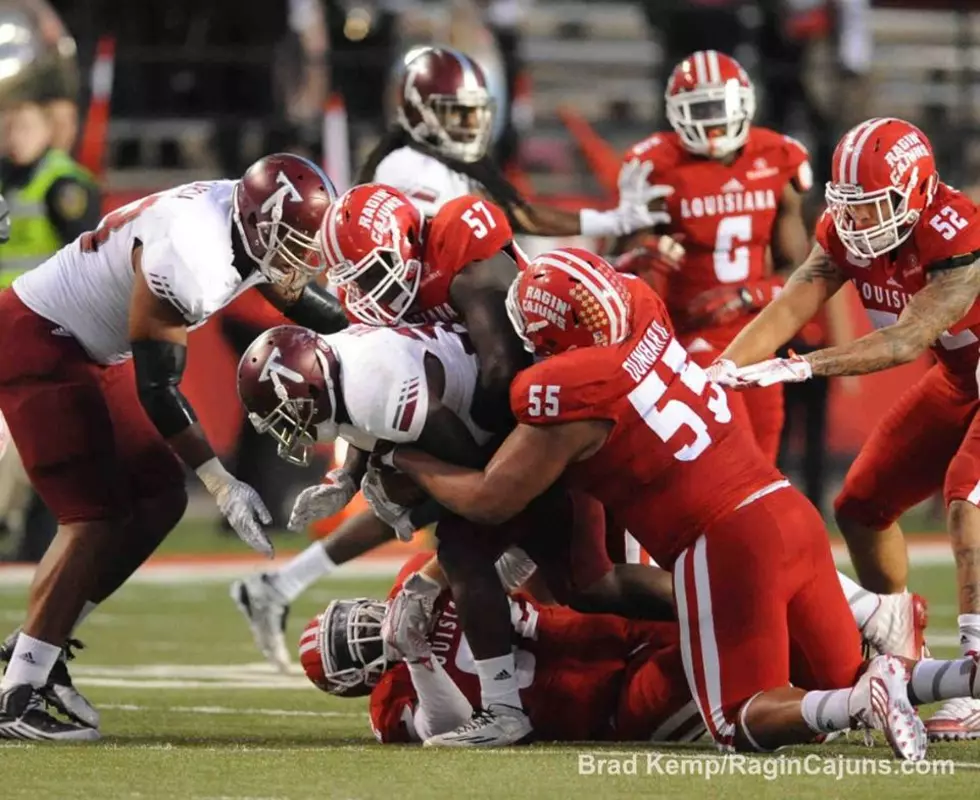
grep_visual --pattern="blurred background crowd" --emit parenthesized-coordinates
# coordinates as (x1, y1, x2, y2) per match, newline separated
(0, 0, 973, 560)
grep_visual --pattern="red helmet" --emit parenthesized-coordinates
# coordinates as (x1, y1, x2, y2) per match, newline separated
(321, 183, 425, 326)
(299, 600, 390, 697)
(397, 46, 495, 163)
(826, 117, 939, 259)
(665, 50, 755, 158)
(233, 153, 337, 292)
(236, 325, 341, 465)
(506, 247, 633, 357)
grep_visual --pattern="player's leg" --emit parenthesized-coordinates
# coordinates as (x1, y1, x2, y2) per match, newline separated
(423, 512, 531, 746)
(835, 569, 928, 659)
(834, 364, 972, 592)
(233, 510, 395, 671)
(740, 383, 785, 463)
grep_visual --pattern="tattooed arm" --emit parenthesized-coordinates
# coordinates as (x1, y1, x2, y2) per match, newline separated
(721, 243, 847, 366)
(804, 260, 980, 377)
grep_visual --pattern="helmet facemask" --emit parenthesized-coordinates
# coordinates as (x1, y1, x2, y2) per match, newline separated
(402, 83, 496, 164)
(666, 80, 755, 159)
(826, 168, 934, 259)
(505, 278, 536, 354)
(317, 599, 391, 696)
(246, 348, 336, 466)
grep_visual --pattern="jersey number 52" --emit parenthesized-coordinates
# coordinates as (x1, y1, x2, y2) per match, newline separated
(628, 339, 731, 461)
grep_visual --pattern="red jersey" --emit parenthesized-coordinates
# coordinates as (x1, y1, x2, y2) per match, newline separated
(511, 280, 783, 567)
(369, 553, 685, 743)
(625, 128, 810, 345)
(405, 195, 526, 325)
(816, 182, 980, 377)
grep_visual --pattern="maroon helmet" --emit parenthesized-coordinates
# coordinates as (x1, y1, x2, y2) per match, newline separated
(237, 325, 341, 465)
(233, 153, 337, 292)
(397, 47, 495, 163)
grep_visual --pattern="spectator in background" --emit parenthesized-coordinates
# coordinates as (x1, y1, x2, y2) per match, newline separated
(0, 96, 100, 562)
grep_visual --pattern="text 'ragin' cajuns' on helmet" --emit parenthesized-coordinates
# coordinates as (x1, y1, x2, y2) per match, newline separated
(506, 247, 634, 357)
(665, 50, 755, 159)
(236, 325, 341, 466)
(321, 183, 425, 326)
(826, 117, 939, 259)
(233, 153, 337, 292)
(299, 600, 390, 697)
(396, 46, 495, 163)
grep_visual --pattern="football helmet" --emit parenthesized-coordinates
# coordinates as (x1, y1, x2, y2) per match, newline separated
(506, 247, 633, 356)
(665, 50, 755, 159)
(397, 46, 495, 163)
(826, 117, 939, 258)
(236, 325, 340, 466)
(233, 153, 337, 292)
(321, 183, 425, 326)
(299, 599, 390, 697)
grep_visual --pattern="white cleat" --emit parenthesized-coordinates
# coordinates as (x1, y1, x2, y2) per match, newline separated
(926, 697, 980, 741)
(423, 704, 533, 748)
(849, 655, 927, 761)
(230, 573, 291, 672)
(861, 592, 929, 659)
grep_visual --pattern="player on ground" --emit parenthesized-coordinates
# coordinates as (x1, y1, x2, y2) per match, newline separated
(383, 246, 949, 758)
(301, 552, 704, 744)
(0, 154, 347, 741)
(360, 46, 669, 239)
(714, 117, 980, 740)
(615, 51, 812, 463)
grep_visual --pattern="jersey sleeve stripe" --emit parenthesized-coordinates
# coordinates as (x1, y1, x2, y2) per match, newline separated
(392, 377, 421, 433)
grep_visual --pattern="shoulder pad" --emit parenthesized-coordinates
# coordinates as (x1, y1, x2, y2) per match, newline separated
(427, 196, 513, 275)
(919, 185, 980, 270)
(374, 149, 454, 218)
(510, 351, 611, 426)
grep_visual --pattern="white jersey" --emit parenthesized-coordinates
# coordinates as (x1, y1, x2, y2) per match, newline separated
(316, 322, 490, 452)
(13, 180, 266, 365)
(373, 147, 480, 218)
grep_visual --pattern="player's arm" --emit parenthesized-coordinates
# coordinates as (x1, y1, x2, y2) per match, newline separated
(45, 176, 102, 244)
(770, 182, 810, 272)
(390, 419, 606, 525)
(256, 280, 349, 334)
(805, 258, 980, 377)
(450, 254, 532, 432)
(721, 243, 847, 367)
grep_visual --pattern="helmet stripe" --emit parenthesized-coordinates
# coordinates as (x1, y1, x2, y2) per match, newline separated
(455, 49, 480, 91)
(694, 51, 708, 84)
(706, 50, 721, 83)
(847, 117, 894, 184)
(835, 119, 869, 184)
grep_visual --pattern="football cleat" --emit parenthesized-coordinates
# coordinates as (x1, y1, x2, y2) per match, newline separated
(423, 703, 533, 748)
(848, 655, 926, 761)
(0, 684, 100, 741)
(230, 573, 291, 672)
(861, 592, 929, 660)
(0, 630, 99, 729)
(925, 697, 980, 741)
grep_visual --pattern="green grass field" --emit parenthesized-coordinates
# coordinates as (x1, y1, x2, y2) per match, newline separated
(1, 525, 978, 800)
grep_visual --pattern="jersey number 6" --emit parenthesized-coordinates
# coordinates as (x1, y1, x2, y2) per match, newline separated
(628, 339, 731, 461)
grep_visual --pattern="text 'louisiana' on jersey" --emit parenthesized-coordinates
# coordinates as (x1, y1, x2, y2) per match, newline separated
(510, 277, 782, 567)
(624, 128, 812, 334)
(13, 180, 262, 365)
(817, 180, 980, 376)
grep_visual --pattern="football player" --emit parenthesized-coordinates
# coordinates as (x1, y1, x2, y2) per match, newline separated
(300, 551, 704, 745)
(381, 246, 980, 758)
(0, 154, 348, 740)
(236, 318, 674, 743)
(359, 45, 669, 239)
(715, 117, 980, 740)
(615, 50, 813, 463)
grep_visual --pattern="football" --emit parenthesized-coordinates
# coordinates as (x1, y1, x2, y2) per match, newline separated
(377, 465, 428, 507)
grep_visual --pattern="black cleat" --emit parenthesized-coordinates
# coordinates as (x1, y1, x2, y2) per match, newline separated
(0, 683, 100, 741)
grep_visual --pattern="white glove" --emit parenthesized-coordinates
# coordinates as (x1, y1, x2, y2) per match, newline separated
(704, 358, 741, 387)
(579, 159, 673, 237)
(196, 458, 273, 557)
(361, 465, 417, 542)
(734, 355, 814, 388)
(383, 571, 442, 662)
(287, 468, 357, 532)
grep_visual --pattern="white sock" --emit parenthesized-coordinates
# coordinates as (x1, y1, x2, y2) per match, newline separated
(836, 571, 881, 630)
(909, 658, 977, 704)
(269, 542, 335, 603)
(72, 601, 98, 635)
(800, 688, 852, 734)
(959, 614, 980, 656)
(474, 653, 523, 711)
(0, 634, 60, 690)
